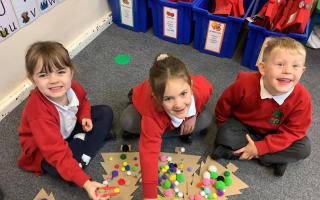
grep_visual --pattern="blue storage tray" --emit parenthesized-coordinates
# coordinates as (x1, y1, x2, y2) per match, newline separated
(193, 0, 255, 58)
(108, 0, 152, 32)
(148, 0, 196, 44)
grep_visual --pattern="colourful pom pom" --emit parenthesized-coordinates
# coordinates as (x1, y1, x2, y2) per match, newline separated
(164, 189, 172, 197)
(118, 178, 126, 185)
(208, 165, 217, 172)
(120, 154, 127, 160)
(163, 180, 171, 189)
(160, 155, 167, 162)
(202, 178, 211, 186)
(215, 181, 226, 190)
(224, 170, 231, 177)
(224, 176, 232, 186)
(132, 165, 138, 171)
(210, 171, 218, 179)
(176, 174, 185, 183)
(217, 190, 224, 196)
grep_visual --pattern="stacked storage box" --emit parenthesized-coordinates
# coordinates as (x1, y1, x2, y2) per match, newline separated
(148, 0, 197, 44)
(108, 0, 152, 32)
(193, 0, 255, 58)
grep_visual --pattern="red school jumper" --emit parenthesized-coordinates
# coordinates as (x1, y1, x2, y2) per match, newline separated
(133, 75, 213, 198)
(18, 81, 91, 187)
(215, 72, 312, 156)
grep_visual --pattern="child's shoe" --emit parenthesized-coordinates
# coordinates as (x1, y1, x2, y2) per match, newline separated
(274, 163, 287, 176)
(211, 145, 238, 160)
(179, 134, 192, 144)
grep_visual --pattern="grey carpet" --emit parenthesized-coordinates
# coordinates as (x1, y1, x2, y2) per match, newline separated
(0, 24, 319, 200)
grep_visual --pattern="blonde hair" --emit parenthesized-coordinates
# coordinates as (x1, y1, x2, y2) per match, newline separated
(25, 41, 75, 78)
(262, 37, 306, 62)
(149, 53, 191, 107)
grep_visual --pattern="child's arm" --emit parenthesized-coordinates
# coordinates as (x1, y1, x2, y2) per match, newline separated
(234, 134, 258, 160)
(139, 116, 163, 199)
(30, 118, 90, 187)
(180, 115, 197, 135)
(72, 81, 92, 124)
(83, 180, 110, 200)
(215, 79, 243, 127)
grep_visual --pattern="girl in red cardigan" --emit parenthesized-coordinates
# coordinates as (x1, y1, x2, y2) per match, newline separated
(120, 53, 213, 199)
(18, 41, 112, 200)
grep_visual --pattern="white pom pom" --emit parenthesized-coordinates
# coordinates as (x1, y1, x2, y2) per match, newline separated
(178, 192, 183, 197)
(180, 147, 185, 153)
(167, 156, 172, 162)
(203, 171, 211, 179)
(208, 165, 217, 172)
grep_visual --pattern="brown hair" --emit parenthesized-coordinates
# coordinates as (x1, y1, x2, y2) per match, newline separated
(25, 41, 75, 78)
(149, 53, 191, 107)
(262, 37, 306, 62)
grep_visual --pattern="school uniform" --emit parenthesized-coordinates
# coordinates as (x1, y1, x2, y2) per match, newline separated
(17, 80, 113, 187)
(215, 72, 311, 164)
(126, 75, 213, 198)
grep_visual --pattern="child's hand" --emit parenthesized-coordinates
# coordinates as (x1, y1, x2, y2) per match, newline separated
(234, 134, 258, 160)
(180, 115, 197, 135)
(83, 180, 110, 200)
(82, 118, 93, 132)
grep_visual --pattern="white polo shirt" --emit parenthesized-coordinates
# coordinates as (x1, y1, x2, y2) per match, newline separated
(260, 78, 294, 105)
(48, 88, 79, 139)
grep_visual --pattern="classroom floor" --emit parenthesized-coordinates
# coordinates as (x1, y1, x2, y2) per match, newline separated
(0, 24, 319, 200)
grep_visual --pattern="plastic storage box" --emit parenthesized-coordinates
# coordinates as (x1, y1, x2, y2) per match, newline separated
(193, 0, 255, 58)
(242, 0, 310, 70)
(108, 0, 151, 32)
(148, 0, 196, 44)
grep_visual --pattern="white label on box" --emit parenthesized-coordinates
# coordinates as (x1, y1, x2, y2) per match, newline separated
(120, 0, 134, 27)
(256, 37, 272, 66)
(204, 20, 226, 53)
(163, 6, 178, 39)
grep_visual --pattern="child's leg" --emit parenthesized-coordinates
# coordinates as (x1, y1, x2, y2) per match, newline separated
(78, 105, 113, 163)
(179, 107, 212, 144)
(119, 104, 141, 134)
(260, 136, 311, 164)
(212, 118, 262, 159)
(42, 105, 113, 174)
(193, 107, 212, 133)
(214, 118, 253, 150)
(259, 136, 310, 176)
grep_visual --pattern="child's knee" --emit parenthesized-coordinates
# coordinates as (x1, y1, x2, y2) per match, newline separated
(100, 105, 114, 120)
(297, 138, 311, 159)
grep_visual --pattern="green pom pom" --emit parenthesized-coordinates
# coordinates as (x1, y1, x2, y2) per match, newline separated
(224, 176, 232, 186)
(215, 180, 226, 190)
(176, 174, 185, 183)
(132, 166, 138, 172)
(224, 170, 231, 177)
(163, 180, 171, 189)
(210, 171, 218, 179)
(207, 193, 214, 199)
(120, 154, 127, 160)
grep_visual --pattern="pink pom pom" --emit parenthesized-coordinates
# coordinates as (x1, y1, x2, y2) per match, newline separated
(202, 178, 211, 186)
(160, 155, 167, 162)
(164, 189, 172, 197)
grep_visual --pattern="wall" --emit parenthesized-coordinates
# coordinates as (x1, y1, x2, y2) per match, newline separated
(0, 0, 112, 121)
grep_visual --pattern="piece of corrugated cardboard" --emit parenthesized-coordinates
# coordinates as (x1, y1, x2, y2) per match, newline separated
(33, 188, 55, 200)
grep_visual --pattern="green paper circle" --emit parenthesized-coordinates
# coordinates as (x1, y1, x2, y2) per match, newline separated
(114, 54, 131, 65)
